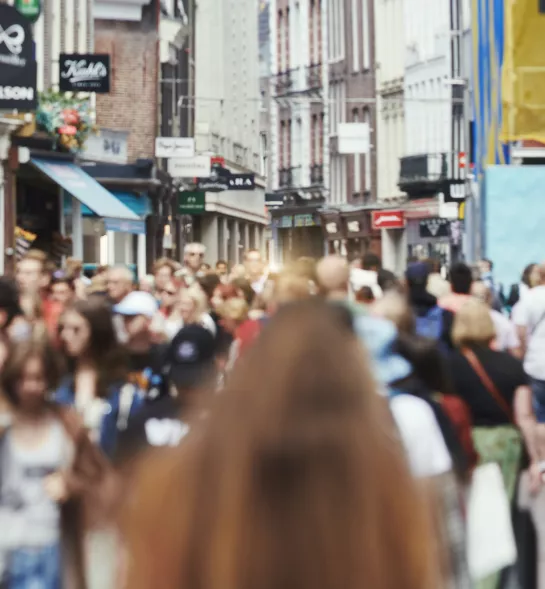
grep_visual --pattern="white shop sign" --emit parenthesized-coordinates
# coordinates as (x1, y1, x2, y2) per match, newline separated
(168, 155, 212, 178)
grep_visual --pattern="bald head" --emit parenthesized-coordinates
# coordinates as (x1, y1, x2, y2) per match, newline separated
(316, 256, 350, 299)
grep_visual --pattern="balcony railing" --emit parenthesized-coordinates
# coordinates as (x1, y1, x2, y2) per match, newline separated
(310, 163, 324, 185)
(273, 70, 294, 96)
(278, 166, 303, 189)
(306, 64, 322, 90)
(398, 152, 465, 193)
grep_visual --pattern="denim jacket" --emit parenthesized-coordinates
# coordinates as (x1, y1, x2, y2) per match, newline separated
(53, 376, 145, 458)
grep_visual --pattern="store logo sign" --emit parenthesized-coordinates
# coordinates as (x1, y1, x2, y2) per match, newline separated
(0, 23, 24, 55)
(372, 210, 405, 229)
(419, 218, 450, 238)
(228, 173, 255, 191)
(59, 54, 110, 93)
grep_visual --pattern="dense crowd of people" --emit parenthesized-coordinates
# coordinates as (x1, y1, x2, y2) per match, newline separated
(0, 243, 545, 588)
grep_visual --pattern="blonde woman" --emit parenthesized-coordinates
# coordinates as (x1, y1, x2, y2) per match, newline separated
(175, 286, 216, 336)
(449, 299, 540, 588)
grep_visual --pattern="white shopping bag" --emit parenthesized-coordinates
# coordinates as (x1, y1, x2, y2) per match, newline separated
(466, 462, 517, 580)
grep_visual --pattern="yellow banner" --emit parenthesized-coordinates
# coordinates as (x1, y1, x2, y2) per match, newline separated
(501, 0, 545, 142)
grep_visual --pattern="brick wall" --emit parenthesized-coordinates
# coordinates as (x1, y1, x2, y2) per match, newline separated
(94, 8, 158, 161)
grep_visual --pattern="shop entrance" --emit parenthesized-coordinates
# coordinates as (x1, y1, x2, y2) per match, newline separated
(16, 175, 62, 258)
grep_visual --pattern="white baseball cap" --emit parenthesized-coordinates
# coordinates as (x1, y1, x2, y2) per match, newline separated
(113, 291, 159, 318)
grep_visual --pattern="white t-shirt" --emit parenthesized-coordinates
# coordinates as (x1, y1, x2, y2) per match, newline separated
(514, 284, 545, 380)
(490, 309, 520, 352)
(390, 395, 453, 479)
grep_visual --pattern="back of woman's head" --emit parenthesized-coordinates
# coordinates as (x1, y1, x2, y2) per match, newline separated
(451, 299, 495, 348)
(124, 301, 437, 589)
(372, 291, 415, 335)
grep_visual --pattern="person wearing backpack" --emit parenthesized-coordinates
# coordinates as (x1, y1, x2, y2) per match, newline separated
(405, 262, 454, 354)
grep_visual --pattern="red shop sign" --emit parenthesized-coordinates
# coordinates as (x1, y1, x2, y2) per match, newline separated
(371, 210, 405, 230)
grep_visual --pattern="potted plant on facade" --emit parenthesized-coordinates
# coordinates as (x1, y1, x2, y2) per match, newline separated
(36, 92, 96, 153)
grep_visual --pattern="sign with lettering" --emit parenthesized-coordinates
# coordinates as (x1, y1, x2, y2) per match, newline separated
(82, 128, 128, 164)
(155, 137, 195, 159)
(178, 191, 205, 214)
(228, 173, 255, 191)
(440, 180, 467, 204)
(0, 3, 37, 110)
(59, 54, 110, 93)
(372, 210, 405, 229)
(169, 155, 211, 178)
(419, 218, 450, 238)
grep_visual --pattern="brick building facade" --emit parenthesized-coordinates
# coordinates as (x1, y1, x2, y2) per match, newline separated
(94, 2, 159, 161)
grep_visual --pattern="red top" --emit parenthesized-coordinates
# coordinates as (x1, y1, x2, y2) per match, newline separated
(42, 298, 63, 340)
(235, 319, 262, 356)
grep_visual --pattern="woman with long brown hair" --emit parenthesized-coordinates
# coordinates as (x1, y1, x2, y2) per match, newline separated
(122, 301, 439, 589)
(54, 298, 142, 458)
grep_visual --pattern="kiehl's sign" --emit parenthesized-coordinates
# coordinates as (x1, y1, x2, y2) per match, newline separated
(59, 54, 110, 93)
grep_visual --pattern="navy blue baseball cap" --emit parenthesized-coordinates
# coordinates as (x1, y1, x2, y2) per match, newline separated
(165, 325, 217, 390)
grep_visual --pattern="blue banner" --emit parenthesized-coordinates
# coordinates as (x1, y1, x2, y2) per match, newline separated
(104, 218, 146, 234)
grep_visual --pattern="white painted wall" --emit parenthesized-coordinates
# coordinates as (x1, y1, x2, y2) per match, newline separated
(28, 0, 95, 93)
(375, 0, 405, 200)
(403, 0, 451, 156)
(195, 0, 261, 174)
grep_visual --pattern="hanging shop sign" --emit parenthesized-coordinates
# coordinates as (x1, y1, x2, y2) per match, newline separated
(440, 180, 467, 204)
(155, 137, 195, 158)
(265, 192, 284, 207)
(15, 0, 41, 23)
(419, 218, 451, 238)
(169, 155, 211, 178)
(178, 191, 205, 214)
(0, 3, 37, 110)
(371, 210, 405, 230)
(59, 54, 111, 93)
(197, 164, 231, 192)
(228, 173, 255, 191)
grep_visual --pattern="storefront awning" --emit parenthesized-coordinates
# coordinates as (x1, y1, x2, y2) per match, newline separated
(31, 158, 140, 221)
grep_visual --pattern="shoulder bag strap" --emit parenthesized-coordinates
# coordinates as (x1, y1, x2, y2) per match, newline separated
(462, 348, 514, 423)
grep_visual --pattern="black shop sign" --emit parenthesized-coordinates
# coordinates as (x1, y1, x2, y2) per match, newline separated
(440, 180, 467, 204)
(0, 3, 37, 110)
(228, 173, 255, 190)
(419, 218, 451, 238)
(59, 54, 110, 93)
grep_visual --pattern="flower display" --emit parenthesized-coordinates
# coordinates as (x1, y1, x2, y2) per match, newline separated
(36, 92, 96, 153)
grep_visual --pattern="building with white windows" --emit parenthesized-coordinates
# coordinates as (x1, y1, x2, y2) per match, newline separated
(266, 0, 328, 263)
(193, 0, 267, 264)
(323, 0, 378, 259)
(379, 0, 467, 271)
(266, 0, 378, 264)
